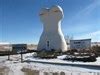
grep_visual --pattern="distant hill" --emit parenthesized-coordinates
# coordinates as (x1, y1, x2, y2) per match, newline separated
(0, 44, 37, 51)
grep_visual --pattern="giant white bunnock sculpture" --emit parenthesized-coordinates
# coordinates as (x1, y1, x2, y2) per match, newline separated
(37, 5, 67, 51)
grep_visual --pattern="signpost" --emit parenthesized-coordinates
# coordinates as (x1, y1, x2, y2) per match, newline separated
(12, 44, 27, 62)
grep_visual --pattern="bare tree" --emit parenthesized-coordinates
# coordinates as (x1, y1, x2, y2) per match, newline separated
(65, 35, 74, 45)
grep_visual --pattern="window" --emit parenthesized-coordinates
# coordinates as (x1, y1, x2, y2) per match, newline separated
(74, 41, 81, 44)
(47, 41, 49, 47)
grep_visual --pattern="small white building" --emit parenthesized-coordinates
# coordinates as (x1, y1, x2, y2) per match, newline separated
(70, 39, 91, 50)
(91, 42, 100, 46)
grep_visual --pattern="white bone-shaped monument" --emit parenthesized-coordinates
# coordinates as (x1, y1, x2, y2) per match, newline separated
(37, 5, 67, 52)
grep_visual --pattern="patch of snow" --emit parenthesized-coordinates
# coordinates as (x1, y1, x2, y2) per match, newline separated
(57, 55, 67, 59)
(0, 54, 100, 75)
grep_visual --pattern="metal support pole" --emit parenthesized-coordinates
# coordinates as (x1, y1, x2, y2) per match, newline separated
(21, 49, 23, 62)
(8, 51, 10, 60)
(8, 54, 10, 60)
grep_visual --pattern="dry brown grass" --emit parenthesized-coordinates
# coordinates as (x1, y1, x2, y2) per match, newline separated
(21, 68, 39, 75)
(0, 66, 9, 75)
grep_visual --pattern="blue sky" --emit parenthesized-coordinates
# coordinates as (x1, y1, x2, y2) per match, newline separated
(0, 0, 100, 44)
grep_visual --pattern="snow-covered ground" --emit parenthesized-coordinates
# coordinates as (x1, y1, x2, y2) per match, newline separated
(24, 54, 100, 65)
(0, 53, 100, 75)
